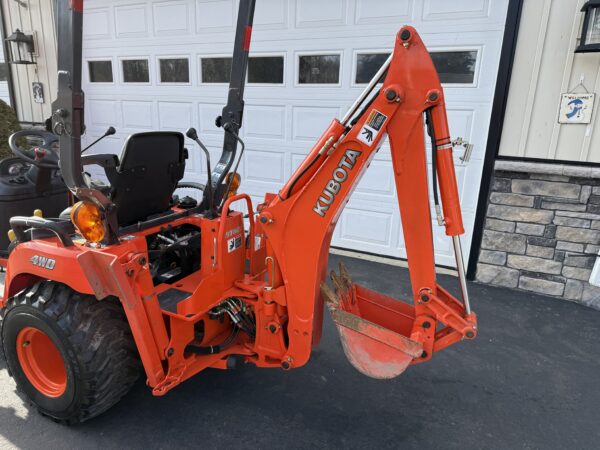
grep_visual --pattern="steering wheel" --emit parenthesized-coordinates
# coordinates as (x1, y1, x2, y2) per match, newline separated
(8, 129, 60, 169)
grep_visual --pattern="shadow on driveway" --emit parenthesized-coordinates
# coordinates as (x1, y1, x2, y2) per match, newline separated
(1, 254, 599, 449)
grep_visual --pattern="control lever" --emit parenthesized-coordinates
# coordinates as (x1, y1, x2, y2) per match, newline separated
(186, 128, 214, 213)
(82, 126, 116, 154)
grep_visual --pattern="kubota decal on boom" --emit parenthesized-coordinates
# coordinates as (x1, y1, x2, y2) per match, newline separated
(313, 149, 361, 217)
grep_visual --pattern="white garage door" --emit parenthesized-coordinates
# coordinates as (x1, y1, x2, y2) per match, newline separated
(82, 0, 509, 267)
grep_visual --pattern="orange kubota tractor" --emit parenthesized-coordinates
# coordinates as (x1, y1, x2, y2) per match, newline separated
(0, 0, 477, 424)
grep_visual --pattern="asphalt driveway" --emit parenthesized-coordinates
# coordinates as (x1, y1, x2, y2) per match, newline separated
(1, 254, 599, 449)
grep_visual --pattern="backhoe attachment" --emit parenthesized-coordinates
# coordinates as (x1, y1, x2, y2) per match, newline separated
(307, 26, 479, 378)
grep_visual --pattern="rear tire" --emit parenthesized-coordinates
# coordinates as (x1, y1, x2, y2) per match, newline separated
(0, 281, 140, 424)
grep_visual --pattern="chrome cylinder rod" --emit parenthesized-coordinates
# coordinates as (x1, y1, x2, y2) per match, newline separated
(452, 235, 471, 315)
(341, 54, 393, 126)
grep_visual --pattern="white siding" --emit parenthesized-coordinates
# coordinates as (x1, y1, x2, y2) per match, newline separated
(1, 0, 57, 122)
(499, 0, 600, 163)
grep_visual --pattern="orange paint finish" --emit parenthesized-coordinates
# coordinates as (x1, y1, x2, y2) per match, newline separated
(16, 327, 67, 398)
(276, 119, 346, 201)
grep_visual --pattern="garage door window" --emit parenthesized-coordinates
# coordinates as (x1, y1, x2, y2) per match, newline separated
(430, 50, 478, 84)
(201, 57, 232, 84)
(159, 58, 190, 84)
(354, 50, 478, 85)
(122, 59, 150, 83)
(88, 60, 113, 83)
(298, 54, 341, 85)
(355, 52, 390, 84)
(248, 56, 284, 84)
(201, 56, 285, 85)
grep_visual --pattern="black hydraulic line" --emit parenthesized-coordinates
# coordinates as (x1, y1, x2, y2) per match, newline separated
(425, 109, 441, 212)
(282, 150, 322, 200)
(185, 326, 240, 355)
(350, 88, 382, 128)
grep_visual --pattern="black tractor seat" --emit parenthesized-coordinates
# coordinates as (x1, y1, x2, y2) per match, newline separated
(80, 131, 203, 226)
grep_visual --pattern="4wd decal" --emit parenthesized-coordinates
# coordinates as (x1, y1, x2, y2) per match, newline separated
(30, 255, 56, 270)
(313, 149, 362, 217)
(357, 110, 388, 146)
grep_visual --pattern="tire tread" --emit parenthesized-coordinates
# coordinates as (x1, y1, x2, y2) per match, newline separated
(0, 281, 140, 424)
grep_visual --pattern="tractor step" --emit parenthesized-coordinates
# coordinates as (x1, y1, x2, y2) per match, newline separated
(321, 263, 423, 379)
(157, 288, 192, 314)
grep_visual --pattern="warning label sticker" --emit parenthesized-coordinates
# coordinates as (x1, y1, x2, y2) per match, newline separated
(357, 110, 388, 146)
(227, 235, 243, 253)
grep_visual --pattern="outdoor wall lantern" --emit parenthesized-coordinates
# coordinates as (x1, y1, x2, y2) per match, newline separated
(5, 29, 35, 65)
(577, 0, 600, 53)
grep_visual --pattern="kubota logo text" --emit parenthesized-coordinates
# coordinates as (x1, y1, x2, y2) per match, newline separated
(313, 149, 362, 217)
(30, 255, 56, 270)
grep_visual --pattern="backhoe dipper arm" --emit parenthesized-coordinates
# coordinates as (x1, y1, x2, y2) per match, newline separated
(259, 27, 475, 372)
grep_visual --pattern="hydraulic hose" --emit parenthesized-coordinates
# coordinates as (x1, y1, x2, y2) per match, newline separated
(425, 108, 443, 225)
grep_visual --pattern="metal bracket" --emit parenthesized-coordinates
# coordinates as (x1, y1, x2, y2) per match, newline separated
(452, 137, 474, 163)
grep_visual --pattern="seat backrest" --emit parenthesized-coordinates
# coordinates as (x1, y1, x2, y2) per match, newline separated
(109, 131, 186, 225)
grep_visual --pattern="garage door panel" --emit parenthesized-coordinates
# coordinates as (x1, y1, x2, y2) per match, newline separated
(122, 100, 155, 129)
(243, 105, 287, 140)
(153, 1, 193, 36)
(352, 160, 396, 199)
(446, 109, 475, 150)
(292, 106, 342, 141)
(115, 4, 150, 38)
(199, 103, 226, 137)
(354, 0, 413, 25)
(295, 0, 347, 28)
(83, 7, 112, 40)
(423, 0, 491, 21)
(336, 207, 395, 250)
(196, 0, 236, 31)
(254, 0, 288, 29)
(89, 99, 121, 128)
(243, 150, 287, 184)
(158, 102, 194, 129)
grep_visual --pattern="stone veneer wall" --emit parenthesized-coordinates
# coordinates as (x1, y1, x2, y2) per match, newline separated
(475, 160, 600, 310)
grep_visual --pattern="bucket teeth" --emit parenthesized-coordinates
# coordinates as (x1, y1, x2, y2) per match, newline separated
(339, 263, 353, 292)
(326, 263, 356, 307)
(320, 282, 339, 307)
(330, 270, 345, 295)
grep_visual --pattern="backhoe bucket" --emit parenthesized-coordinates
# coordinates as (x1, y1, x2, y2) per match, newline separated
(321, 263, 423, 379)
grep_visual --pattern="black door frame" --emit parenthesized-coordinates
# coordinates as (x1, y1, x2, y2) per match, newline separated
(466, 0, 524, 279)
